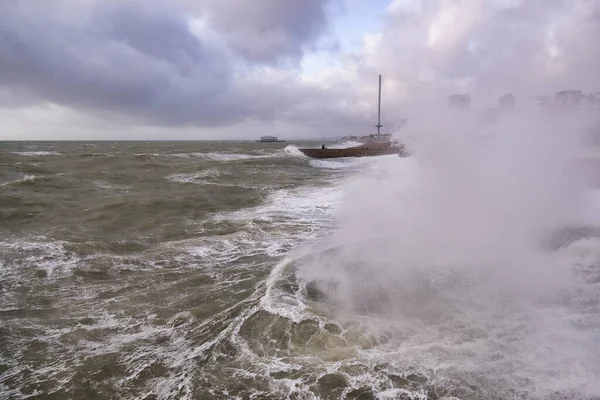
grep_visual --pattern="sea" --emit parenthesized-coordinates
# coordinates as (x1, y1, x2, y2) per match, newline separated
(1, 140, 600, 400)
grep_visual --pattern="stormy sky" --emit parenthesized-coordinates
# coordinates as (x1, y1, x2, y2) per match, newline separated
(0, 0, 598, 140)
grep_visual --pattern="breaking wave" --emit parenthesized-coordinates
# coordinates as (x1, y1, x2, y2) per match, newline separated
(283, 145, 308, 158)
(1, 175, 41, 186)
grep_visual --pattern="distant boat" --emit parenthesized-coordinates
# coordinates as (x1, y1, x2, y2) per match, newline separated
(257, 136, 285, 143)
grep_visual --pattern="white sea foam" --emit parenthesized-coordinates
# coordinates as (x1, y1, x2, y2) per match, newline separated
(192, 152, 274, 161)
(168, 168, 224, 184)
(0, 175, 40, 186)
(92, 181, 130, 191)
(260, 258, 308, 323)
(218, 183, 344, 225)
(0, 238, 165, 283)
(181, 232, 270, 265)
(12, 151, 62, 156)
(0, 239, 81, 279)
(176, 180, 346, 273)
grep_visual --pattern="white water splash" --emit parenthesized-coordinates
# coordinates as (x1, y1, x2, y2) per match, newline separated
(290, 109, 600, 398)
(283, 145, 308, 158)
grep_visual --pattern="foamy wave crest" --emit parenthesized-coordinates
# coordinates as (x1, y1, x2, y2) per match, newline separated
(1, 175, 40, 186)
(165, 153, 193, 158)
(168, 169, 226, 185)
(283, 145, 308, 158)
(201, 184, 343, 261)
(159, 185, 343, 269)
(93, 181, 130, 191)
(193, 152, 272, 161)
(180, 232, 272, 265)
(260, 257, 308, 323)
(227, 185, 343, 224)
(13, 151, 61, 156)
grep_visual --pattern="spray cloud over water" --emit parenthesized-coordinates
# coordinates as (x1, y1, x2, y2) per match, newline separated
(301, 107, 588, 305)
(292, 105, 600, 397)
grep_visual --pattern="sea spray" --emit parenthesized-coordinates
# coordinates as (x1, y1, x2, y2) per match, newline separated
(299, 108, 589, 307)
(284, 144, 309, 158)
(294, 108, 600, 397)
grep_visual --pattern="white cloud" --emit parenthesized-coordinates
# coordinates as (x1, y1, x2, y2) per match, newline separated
(339, 0, 600, 114)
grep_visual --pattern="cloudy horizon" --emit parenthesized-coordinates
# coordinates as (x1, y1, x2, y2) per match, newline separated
(1, 0, 599, 140)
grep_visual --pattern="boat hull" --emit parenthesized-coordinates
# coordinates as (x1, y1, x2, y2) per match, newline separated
(299, 146, 406, 158)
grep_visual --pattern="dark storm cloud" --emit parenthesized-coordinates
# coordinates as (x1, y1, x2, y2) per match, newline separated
(0, 0, 339, 127)
(198, 0, 337, 64)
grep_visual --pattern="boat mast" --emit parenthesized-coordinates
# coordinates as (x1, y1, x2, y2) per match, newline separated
(376, 74, 382, 135)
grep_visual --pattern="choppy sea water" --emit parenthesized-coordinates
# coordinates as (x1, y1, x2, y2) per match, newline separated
(1, 141, 600, 400)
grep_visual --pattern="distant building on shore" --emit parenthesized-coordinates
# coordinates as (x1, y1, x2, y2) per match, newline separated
(555, 90, 583, 106)
(448, 94, 471, 110)
(439, 90, 598, 112)
(499, 93, 515, 110)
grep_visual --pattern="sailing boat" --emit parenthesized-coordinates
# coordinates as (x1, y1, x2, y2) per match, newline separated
(299, 75, 408, 158)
